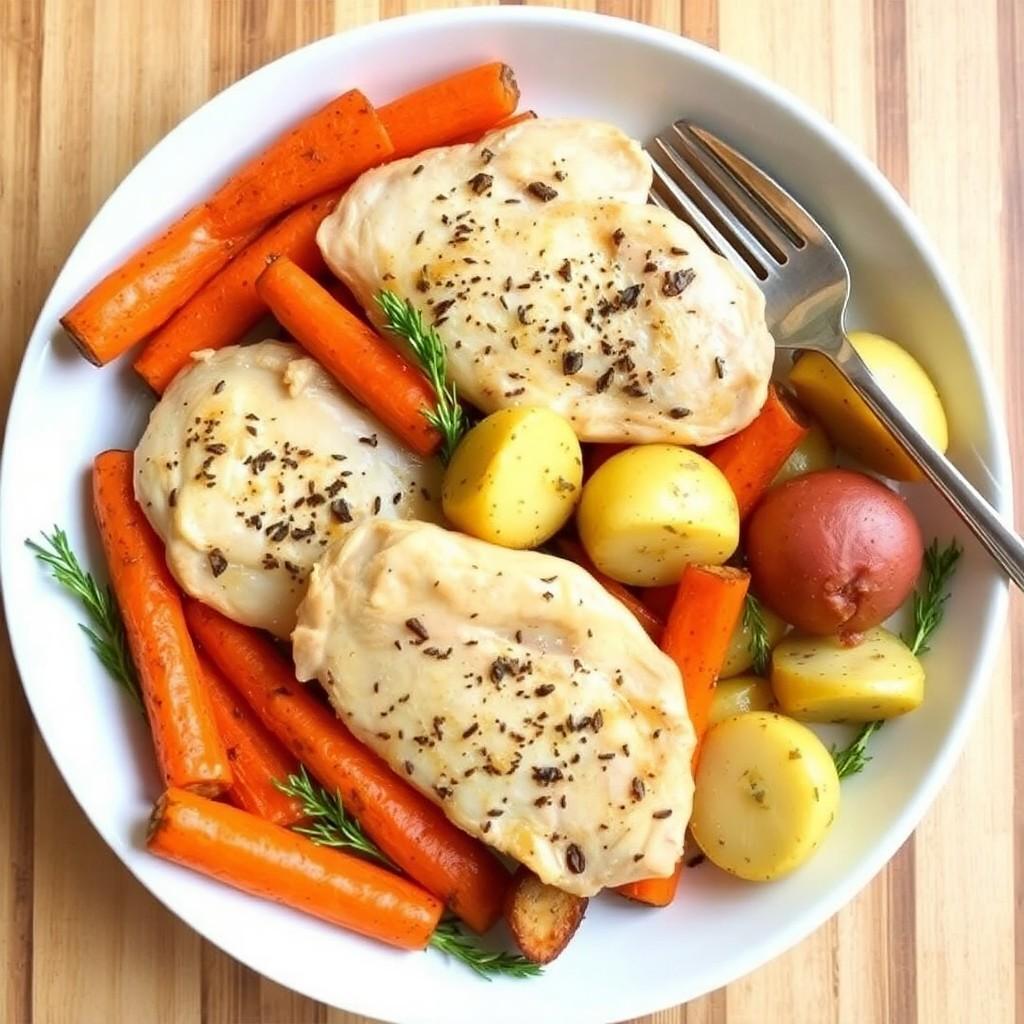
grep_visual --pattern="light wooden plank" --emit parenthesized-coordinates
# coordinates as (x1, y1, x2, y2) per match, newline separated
(904, 1, 1015, 1022)
(0, 0, 44, 1018)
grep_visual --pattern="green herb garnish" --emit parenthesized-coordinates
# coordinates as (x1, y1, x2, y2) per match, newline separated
(275, 768, 540, 979)
(743, 593, 772, 675)
(832, 538, 962, 779)
(27, 526, 143, 710)
(376, 290, 469, 463)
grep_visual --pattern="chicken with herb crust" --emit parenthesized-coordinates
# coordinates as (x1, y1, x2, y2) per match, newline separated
(318, 117, 775, 446)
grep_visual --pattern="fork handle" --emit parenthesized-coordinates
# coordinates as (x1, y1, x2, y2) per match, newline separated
(829, 336, 1024, 590)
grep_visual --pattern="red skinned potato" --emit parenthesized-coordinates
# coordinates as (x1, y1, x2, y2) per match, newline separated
(746, 469, 923, 637)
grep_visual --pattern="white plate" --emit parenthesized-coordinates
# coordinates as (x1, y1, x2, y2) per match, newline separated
(0, 8, 1010, 1023)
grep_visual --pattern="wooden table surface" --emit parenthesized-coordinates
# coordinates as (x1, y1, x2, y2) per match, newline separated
(1, 1, 1020, 1022)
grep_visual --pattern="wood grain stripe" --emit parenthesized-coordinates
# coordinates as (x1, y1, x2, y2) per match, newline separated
(0, 1, 44, 1016)
(871, 3, 917, 1021)
(997, 0, 1024, 1018)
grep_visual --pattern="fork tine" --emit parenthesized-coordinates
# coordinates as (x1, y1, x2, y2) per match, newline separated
(669, 123, 793, 260)
(650, 138, 769, 280)
(649, 162, 741, 267)
(685, 123, 824, 246)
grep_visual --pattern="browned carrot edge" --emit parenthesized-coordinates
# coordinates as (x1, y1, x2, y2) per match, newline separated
(378, 62, 520, 158)
(185, 599, 509, 933)
(197, 652, 306, 827)
(707, 385, 809, 519)
(617, 564, 749, 907)
(255, 256, 441, 457)
(134, 190, 342, 393)
(92, 450, 232, 796)
(148, 788, 442, 949)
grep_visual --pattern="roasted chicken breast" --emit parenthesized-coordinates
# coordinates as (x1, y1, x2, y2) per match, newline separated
(135, 341, 441, 637)
(292, 519, 695, 897)
(318, 117, 774, 446)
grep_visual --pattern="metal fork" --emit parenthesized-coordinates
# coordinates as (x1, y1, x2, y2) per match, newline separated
(648, 120, 1024, 591)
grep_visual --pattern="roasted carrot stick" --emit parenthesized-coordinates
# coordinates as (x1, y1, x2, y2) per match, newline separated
(205, 91, 391, 237)
(707, 385, 808, 519)
(61, 213, 259, 366)
(148, 788, 442, 949)
(92, 451, 232, 796)
(256, 257, 441, 457)
(553, 537, 664, 642)
(198, 653, 306, 827)
(378, 62, 520, 158)
(134, 191, 342, 393)
(185, 601, 509, 933)
(62, 91, 392, 367)
(450, 109, 537, 145)
(617, 564, 749, 907)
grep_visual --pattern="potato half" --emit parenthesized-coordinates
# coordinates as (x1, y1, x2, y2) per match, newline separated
(771, 422, 835, 486)
(442, 407, 583, 549)
(771, 626, 924, 722)
(691, 712, 840, 881)
(709, 676, 775, 726)
(576, 444, 739, 586)
(789, 331, 948, 482)
(720, 603, 788, 679)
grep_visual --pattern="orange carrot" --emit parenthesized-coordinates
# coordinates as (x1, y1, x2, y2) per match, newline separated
(378, 62, 520, 158)
(198, 653, 306, 827)
(134, 191, 342, 393)
(256, 257, 441, 457)
(61, 213, 260, 366)
(585, 443, 629, 478)
(205, 91, 391, 237)
(185, 601, 509, 933)
(707, 385, 808, 519)
(92, 451, 232, 796)
(148, 788, 442, 950)
(617, 564, 749, 907)
(62, 91, 392, 367)
(450, 109, 537, 145)
(553, 537, 664, 642)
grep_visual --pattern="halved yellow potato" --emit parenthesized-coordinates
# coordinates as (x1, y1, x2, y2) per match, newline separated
(720, 602, 788, 678)
(771, 422, 835, 486)
(771, 626, 924, 722)
(576, 444, 739, 586)
(709, 676, 775, 726)
(691, 711, 839, 881)
(442, 407, 583, 549)
(788, 331, 948, 481)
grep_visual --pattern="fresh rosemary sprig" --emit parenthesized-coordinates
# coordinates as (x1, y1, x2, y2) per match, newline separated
(902, 538, 963, 657)
(429, 917, 543, 980)
(274, 767, 396, 869)
(26, 526, 144, 710)
(831, 720, 882, 780)
(275, 768, 541, 979)
(376, 290, 469, 463)
(743, 593, 772, 675)
(832, 538, 962, 780)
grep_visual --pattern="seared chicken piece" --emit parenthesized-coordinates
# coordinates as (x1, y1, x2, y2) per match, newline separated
(135, 342, 441, 637)
(292, 519, 695, 897)
(318, 117, 774, 446)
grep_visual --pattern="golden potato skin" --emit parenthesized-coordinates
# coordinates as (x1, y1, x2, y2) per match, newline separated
(789, 331, 948, 481)
(771, 422, 835, 486)
(576, 444, 739, 586)
(442, 407, 583, 549)
(771, 627, 924, 722)
(720, 603, 788, 678)
(709, 676, 775, 726)
(691, 712, 840, 881)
